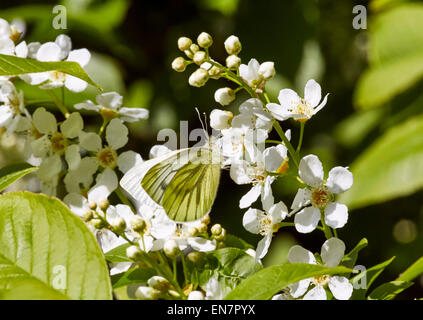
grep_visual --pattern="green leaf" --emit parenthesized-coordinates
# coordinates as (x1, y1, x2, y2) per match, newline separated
(105, 243, 132, 263)
(338, 115, 423, 209)
(354, 4, 423, 109)
(367, 281, 413, 300)
(224, 234, 254, 250)
(111, 267, 156, 289)
(396, 256, 423, 282)
(0, 279, 69, 300)
(341, 238, 368, 269)
(0, 54, 101, 90)
(0, 163, 37, 192)
(224, 263, 351, 300)
(0, 192, 112, 300)
(350, 256, 395, 300)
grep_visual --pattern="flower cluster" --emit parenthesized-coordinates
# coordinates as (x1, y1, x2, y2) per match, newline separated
(171, 33, 355, 300)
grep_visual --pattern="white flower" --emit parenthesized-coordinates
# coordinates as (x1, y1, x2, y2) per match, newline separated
(267, 79, 329, 122)
(21, 34, 91, 92)
(239, 59, 274, 88)
(188, 68, 209, 87)
(263, 144, 289, 174)
(287, 238, 353, 300)
(0, 18, 26, 58)
(78, 118, 128, 172)
(214, 87, 235, 106)
(188, 291, 205, 300)
(210, 109, 233, 130)
(74, 92, 149, 123)
(0, 80, 31, 134)
(205, 277, 232, 300)
(291, 154, 353, 233)
(231, 98, 273, 132)
(31, 107, 84, 195)
(243, 192, 288, 260)
(64, 156, 99, 194)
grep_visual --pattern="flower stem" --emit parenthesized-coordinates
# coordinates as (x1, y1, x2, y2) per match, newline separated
(320, 211, 333, 239)
(115, 187, 136, 213)
(273, 120, 299, 168)
(98, 117, 109, 136)
(296, 122, 305, 154)
(47, 90, 70, 118)
(180, 252, 189, 287)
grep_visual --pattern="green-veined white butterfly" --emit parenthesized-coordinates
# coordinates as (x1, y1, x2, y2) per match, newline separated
(120, 136, 222, 222)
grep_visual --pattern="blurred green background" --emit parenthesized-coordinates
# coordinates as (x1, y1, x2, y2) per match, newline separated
(1, 0, 423, 299)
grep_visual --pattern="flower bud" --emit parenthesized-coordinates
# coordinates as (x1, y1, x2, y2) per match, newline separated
(210, 109, 233, 130)
(110, 216, 126, 233)
(187, 226, 198, 237)
(258, 61, 275, 80)
(211, 224, 222, 236)
(163, 239, 179, 258)
(178, 37, 192, 51)
(190, 43, 200, 53)
(126, 245, 143, 261)
(147, 276, 171, 292)
(188, 68, 209, 87)
(226, 55, 241, 69)
(224, 35, 242, 55)
(208, 65, 222, 79)
(214, 87, 236, 106)
(88, 201, 97, 210)
(197, 32, 213, 48)
(130, 216, 147, 233)
(82, 210, 94, 222)
(197, 223, 208, 233)
(171, 57, 187, 72)
(214, 228, 226, 241)
(98, 199, 110, 211)
(184, 50, 194, 59)
(91, 218, 106, 229)
(193, 51, 207, 65)
(187, 251, 202, 264)
(201, 215, 210, 225)
(188, 290, 205, 300)
(135, 286, 160, 300)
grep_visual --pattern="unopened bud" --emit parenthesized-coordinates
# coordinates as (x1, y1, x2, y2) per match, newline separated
(188, 68, 209, 87)
(135, 286, 160, 300)
(214, 87, 235, 106)
(168, 289, 181, 298)
(211, 224, 222, 236)
(163, 239, 179, 258)
(187, 227, 198, 237)
(193, 51, 207, 65)
(187, 251, 202, 264)
(184, 49, 194, 59)
(88, 201, 97, 210)
(147, 276, 170, 292)
(208, 65, 222, 79)
(98, 199, 110, 211)
(258, 61, 275, 80)
(201, 215, 210, 225)
(214, 228, 226, 241)
(91, 218, 106, 229)
(197, 32, 213, 48)
(82, 210, 94, 222)
(126, 245, 143, 261)
(172, 57, 187, 72)
(198, 223, 208, 233)
(188, 290, 205, 300)
(110, 216, 126, 233)
(210, 109, 233, 130)
(226, 55, 241, 69)
(130, 216, 147, 233)
(178, 37, 192, 51)
(224, 35, 242, 55)
(190, 43, 199, 53)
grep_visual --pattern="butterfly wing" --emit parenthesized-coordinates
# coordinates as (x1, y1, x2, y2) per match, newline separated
(141, 148, 221, 222)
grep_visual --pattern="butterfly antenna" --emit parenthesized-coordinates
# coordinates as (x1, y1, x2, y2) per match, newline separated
(195, 107, 207, 136)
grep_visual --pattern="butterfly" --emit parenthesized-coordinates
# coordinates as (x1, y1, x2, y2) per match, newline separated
(120, 136, 222, 222)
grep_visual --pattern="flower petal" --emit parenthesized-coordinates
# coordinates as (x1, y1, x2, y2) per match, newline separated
(36, 42, 61, 61)
(256, 233, 272, 260)
(303, 285, 327, 300)
(324, 202, 348, 229)
(188, 237, 216, 252)
(289, 279, 311, 298)
(65, 75, 87, 92)
(119, 107, 149, 122)
(96, 92, 122, 110)
(67, 48, 90, 67)
(278, 88, 301, 110)
(242, 208, 262, 234)
(321, 237, 345, 267)
(239, 184, 261, 209)
(63, 193, 88, 217)
(33, 107, 57, 134)
(326, 166, 353, 194)
(294, 206, 320, 233)
(304, 79, 321, 108)
(88, 168, 118, 202)
(328, 276, 353, 300)
(65, 144, 81, 171)
(117, 150, 143, 174)
(79, 131, 102, 152)
(299, 154, 324, 188)
(287, 245, 316, 264)
(106, 118, 128, 150)
(290, 188, 311, 211)
(60, 112, 83, 138)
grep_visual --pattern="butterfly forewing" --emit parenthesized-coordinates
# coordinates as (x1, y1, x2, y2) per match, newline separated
(141, 147, 221, 222)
